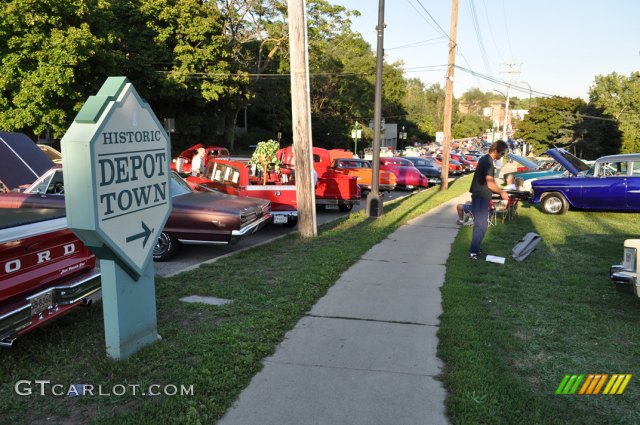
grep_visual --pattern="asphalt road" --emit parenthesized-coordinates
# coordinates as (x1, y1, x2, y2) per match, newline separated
(154, 189, 415, 277)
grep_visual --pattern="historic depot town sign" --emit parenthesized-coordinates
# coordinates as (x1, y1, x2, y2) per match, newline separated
(61, 76, 171, 279)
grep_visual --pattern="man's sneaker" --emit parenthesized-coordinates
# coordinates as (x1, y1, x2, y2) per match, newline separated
(456, 219, 465, 225)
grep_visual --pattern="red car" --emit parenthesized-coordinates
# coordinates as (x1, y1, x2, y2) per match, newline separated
(171, 143, 230, 175)
(450, 153, 476, 172)
(187, 158, 299, 227)
(277, 146, 361, 211)
(430, 156, 463, 175)
(379, 157, 429, 189)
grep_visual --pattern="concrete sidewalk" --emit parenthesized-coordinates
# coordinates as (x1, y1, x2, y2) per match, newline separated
(218, 194, 470, 425)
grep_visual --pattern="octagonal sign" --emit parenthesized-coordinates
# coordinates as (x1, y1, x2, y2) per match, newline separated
(61, 77, 171, 278)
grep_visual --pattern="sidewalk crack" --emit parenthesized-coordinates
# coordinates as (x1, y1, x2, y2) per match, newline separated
(306, 314, 439, 327)
(263, 359, 440, 378)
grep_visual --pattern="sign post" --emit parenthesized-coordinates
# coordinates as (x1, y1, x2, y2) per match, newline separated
(61, 76, 172, 359)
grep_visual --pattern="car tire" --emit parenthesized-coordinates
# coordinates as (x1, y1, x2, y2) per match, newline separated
(154, 232, 178, 261)
(284, 216, 298, 228)
(541, 192, 569, 215)
(339, 204, 354, 212)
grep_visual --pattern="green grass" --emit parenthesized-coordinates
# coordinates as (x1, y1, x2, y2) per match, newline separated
(0, 178, 470, 425)
(439, 203, 640, 425)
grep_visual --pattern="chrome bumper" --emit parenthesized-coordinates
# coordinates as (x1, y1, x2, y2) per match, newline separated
(231, 213, 272, 240)
(0, 268, 101, 344)
(610, 265, 639, 296)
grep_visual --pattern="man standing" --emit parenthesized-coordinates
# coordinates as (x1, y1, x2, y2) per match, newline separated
(191, 147, 205, 177)
(469, 140, 509, 260)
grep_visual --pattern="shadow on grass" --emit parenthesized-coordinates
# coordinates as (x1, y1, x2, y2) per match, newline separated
(439, 205, 640, 425)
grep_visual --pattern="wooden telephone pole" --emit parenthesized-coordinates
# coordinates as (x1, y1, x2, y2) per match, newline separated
(441, 0, 458, 191)
(288, 0, 317, 237)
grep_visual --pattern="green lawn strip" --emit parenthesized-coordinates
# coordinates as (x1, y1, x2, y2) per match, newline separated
(439, 204, 640, 425)
(1, 177, 470, 425)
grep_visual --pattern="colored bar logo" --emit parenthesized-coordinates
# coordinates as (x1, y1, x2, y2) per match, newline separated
(555, 374, 632, 395)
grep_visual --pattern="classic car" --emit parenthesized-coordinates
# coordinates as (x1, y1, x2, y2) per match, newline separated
(0, 131, 53, 190)
(431, 156, 463, 175)
(0, 208, 101, 347)
(187, 158, 299, 227)
(38, 144, 63, 164)
(379, 157, 429, 189)
(450, 153, 476, 172)
(0, 167, 272, 261)
(330, 158, 397, 192)
(610, 239, 640, 296)
(402, 157, 442, 186)
(277, 146, 361, 211)
(171, 143, 231, 175)
(531, 150, 638, 214)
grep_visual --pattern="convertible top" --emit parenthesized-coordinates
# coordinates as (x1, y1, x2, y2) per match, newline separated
(0, 132, 54, 190)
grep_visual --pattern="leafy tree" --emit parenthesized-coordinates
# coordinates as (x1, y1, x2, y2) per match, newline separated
(452, 114, 492, 139)
(589, 72, 640, 153)
(0, 0, 118, 138)
(572, 105, 622, 159)
(516, 96, 585, 154)
(459, 88, 489, 115)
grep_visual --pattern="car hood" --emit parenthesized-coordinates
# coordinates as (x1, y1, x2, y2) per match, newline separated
(0, 132, 54, 190)
(544, 148, 590, 176)
(174, 191, 269, 215)
(507, 153, 539, 171)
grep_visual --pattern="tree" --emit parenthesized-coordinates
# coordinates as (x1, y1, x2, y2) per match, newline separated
(459, 88, 489, 115)
(452, 114, 492, 139)
(516, 97, 585, 154)
(589, 72, 640, 153)
(572, 105, 621, 159)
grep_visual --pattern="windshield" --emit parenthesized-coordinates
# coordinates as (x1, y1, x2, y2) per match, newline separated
(170, 171, 192, 197)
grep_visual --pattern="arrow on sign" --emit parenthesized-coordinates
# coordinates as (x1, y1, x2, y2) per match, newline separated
(126, 221, 154, 247)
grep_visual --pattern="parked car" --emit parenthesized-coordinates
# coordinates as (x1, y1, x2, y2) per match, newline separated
(610, 239, 640, 296)
(330, 158, 397, 192)
(431, 156, 463, 175)
(187, 158, 299, 227)
(0, 131, 53, 191)
(379, 157, 429, 189)
(450, 153, 476, 172)
(171, 144, 231, 175)
(531, 149, 637, 214)
(0, 167, 272, 261)
(403, 157, 442, 186)
(277, 146, 361, 211)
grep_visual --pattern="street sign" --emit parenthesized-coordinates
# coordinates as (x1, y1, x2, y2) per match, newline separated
(61, 76, 170, 359)
(62, 77, 171, 278)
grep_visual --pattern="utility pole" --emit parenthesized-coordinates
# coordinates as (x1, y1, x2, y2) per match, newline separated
(500, 63, 520, 141)
(288, 0, 317, 237)
(366, 0, 386, 217)
(441, 0, 458, 191)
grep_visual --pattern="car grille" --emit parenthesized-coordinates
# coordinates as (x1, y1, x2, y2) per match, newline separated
(240, 202, 270, 226)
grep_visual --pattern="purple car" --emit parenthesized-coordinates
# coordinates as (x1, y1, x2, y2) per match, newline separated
(531, 149, 640, 214)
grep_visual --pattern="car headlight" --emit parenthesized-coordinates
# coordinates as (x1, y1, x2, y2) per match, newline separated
(623, 247, 637, 272)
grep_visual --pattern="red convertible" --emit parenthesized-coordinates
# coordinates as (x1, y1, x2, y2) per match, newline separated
(171, 143, 231, 175)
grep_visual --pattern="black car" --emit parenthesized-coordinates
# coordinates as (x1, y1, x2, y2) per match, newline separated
(403, 157, 442, 186)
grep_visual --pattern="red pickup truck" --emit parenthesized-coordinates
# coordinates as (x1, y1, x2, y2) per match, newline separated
(0, 209, 101, 347)
(277, 146, 361, 212)
(187, 158, 299, 227)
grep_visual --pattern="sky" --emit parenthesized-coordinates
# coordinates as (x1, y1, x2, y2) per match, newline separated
(329, 0, 639, 101)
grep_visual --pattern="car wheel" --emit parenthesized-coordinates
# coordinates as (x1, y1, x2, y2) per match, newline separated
(339, 204, 354, 212)
(284, 216, 298, 228)
(153, 232, 178, 261)
(541, 192, 568, 215)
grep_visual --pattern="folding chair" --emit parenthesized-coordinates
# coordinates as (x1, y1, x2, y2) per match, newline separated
(488, 200, 497, 226)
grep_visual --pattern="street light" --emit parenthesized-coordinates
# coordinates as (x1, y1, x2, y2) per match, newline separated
(351, 121, 362, 157)
(520, 81, 532, 109)
(399, 125, 407, 150)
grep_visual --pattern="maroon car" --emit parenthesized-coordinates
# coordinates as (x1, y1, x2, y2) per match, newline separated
(379, 157, 429, 189)
(0, 168, 272, 261)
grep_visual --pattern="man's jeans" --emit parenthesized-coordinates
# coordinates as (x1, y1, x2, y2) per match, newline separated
(470, 195, 490, 255)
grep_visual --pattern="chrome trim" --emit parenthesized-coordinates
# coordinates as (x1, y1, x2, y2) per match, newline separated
(0, 269, 101, 343)
(232, 214, 272, 237)
(271, 211, 298, 217)
(315, 199, 360, 206)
